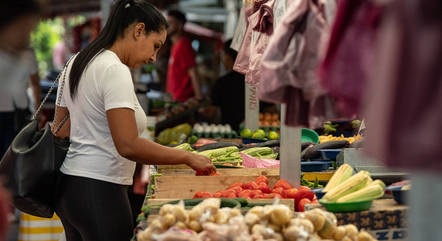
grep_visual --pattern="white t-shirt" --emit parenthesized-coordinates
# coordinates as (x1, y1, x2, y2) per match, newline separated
(57, 50, 147, 185)
(0, 49, 38, 111)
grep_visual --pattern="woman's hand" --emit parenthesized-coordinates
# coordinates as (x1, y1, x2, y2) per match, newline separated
(185, 152, 216, 175)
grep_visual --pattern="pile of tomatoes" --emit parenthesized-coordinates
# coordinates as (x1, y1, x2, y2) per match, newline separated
(192, 175, 318, 212)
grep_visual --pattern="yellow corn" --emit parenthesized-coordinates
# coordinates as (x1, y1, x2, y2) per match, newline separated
(323, 163, 353, 192)
(336, 183, 385, 202)
(370, 179, 386, 189)
(322, 170, 371, 202)
(197, 146, 239, 159)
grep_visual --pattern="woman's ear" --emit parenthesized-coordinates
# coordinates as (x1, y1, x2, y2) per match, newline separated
(134, 22, 145, 38)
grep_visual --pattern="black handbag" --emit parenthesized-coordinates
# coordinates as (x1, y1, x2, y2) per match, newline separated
(0, 59, 71, 218)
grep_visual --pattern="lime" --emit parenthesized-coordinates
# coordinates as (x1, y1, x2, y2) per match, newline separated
(252, 129, 266, 139)
(268, 131, 280, 140)
(240, 128, 253, 138)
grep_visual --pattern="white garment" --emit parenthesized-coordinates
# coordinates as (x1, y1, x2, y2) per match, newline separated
(57, 50, 147, 185)
(0, 49, 38, 111)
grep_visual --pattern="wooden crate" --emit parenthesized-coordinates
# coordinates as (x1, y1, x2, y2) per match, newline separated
(153, 175, 283, 199)
(156, 167, 334, 183)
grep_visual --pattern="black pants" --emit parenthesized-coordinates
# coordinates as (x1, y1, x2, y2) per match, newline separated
(55, 174, 134, 241)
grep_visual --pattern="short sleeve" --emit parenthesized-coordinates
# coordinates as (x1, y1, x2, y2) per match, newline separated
(102, 64, 135, 111)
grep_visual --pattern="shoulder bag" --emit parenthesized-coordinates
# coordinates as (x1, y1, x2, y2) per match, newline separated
(0, 58, 72, 218)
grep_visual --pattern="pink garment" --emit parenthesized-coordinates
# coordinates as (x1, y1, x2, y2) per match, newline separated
(318, 0, 384, 117)
(363, 0, 442, 173)
(233, 5, 255, 75)
(247, 0, 276, 86)
(258, 0, 336, 128)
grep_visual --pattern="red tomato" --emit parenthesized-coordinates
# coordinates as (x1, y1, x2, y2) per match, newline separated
(271, 187, 284, 195)
(274, 179, 293, 190)
(238, 189, 253, 199)
(227, 182, 243, 189)
(261, 193, 277, 199)
(193, 191, 212, 198)
(297, 189, 315, 201)
(227, 186, 243, 194)
(242, 181, 259, 190)
(282, 188, 299, 199)
(298, 198, 312, 212)
(212, 191, 223, 198)
(257, 182, 271, 194)
(249, 190, 263, 198)
(219, 190, 237, 198)
(254, 175, 269, 185)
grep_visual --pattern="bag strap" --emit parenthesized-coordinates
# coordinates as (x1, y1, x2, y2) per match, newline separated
(32, 56, 74, 134)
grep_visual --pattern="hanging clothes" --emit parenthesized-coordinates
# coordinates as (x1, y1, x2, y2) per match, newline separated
(318, 0, 384, 117)
(247, 0, 276, 86)
(258, 0, 336, 128)
(363, 0, 442, 172)
(234, 0, 276, 86)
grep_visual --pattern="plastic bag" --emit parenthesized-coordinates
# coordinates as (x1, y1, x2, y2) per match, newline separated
(240, 153, 280, 168)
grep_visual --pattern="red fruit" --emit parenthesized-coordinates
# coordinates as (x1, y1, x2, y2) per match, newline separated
(257, 182, 271, 194)
(298, 198, 311, 212)
(254, 175, 269, 185)
(242, 181, 259, 190)
(274, 179, 293, 190)
(282, 188, 298, 199)
(193, 191, 212, 198)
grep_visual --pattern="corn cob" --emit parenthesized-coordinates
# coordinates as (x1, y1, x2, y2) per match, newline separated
(336, 182, 385, 202)
(321, 170, 371, 202)
(197, 146, 239, 159)
(370, 179, 386, 189)
(322, 163, 353, 192)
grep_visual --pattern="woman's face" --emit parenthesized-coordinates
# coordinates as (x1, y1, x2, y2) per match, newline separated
(131, 27, 167, 68)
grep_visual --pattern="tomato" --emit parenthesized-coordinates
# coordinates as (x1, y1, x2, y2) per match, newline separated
(261, 193, 277, 199)
(227, 186, 243, 194)
(238, 189, 253, 199)
(249, 190, 263, 198)
(257, 182, 271, 194)
(193, 191, 212, 198)
(274, 179, 293, 190)
(212, 191, 223, 198)
(282, 188, 299, 199)
(219, 190, 237, 198)
(254, 175, 269, 185)
(297, 189, 315, 201)
(298, 198, 311, 212)
(271, 187, 284, 195)
(242, 181, 259, 190)
(227, 182, 243, 189)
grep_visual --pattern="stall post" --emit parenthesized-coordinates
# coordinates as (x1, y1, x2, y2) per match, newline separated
(279, 104, 301, 187)
(245, 83, 259, 130)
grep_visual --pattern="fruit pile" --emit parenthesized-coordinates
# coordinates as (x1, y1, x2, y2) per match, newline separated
(240, 128, 280, 141)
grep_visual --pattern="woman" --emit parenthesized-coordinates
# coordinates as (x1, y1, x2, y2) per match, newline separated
(53, 1, 216, 240)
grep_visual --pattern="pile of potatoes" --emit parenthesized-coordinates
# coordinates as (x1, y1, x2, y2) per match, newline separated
(136, 198, 376, 241)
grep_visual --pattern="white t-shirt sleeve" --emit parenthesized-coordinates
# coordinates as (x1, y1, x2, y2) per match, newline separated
(102, 64, 135, 111)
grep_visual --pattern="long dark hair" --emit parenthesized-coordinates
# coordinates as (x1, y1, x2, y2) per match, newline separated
(69, 0, 168, 99)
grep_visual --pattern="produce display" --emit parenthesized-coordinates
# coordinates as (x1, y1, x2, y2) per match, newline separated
(173, 144, 279, 167)
(190, 175, 318, 212)
(135, 198, 377, 241)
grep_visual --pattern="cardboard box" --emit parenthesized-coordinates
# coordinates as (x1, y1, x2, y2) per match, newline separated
(307, 199, 407, 241)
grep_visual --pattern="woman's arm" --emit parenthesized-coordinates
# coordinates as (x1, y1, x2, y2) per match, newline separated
(106, 108, 215, 173)
(52, 105, 70, 139)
